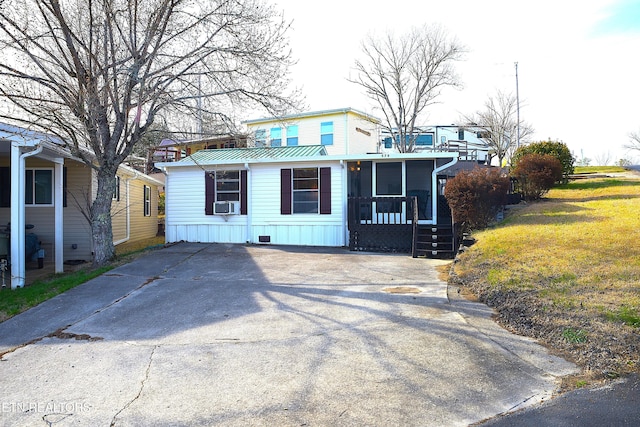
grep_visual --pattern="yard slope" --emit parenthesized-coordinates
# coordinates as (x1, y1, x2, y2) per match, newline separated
(451, 175, 640, 386)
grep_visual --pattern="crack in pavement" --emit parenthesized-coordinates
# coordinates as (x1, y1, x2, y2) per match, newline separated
(0, 275, 161, 360)
(110, 345, 157, 427)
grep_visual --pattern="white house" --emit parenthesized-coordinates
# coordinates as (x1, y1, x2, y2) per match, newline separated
(242, 108, 380, 155)
(159, 144, 462, 258)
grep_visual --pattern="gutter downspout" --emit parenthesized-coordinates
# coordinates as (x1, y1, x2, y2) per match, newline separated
(340, 160, 347, 246)
(431, 155, 458, 225)
(244, 163, 251, 244)
(10, 143, 43, 289)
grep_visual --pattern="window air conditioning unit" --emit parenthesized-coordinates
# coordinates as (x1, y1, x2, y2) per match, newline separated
(213, 201, 239, 215)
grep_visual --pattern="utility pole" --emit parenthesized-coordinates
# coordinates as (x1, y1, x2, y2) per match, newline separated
(515, 62, 520, 148)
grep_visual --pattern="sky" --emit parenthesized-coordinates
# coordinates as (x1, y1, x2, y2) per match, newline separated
(272, 0, 640, 164)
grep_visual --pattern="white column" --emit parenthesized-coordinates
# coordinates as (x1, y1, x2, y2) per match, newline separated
(54, 160, 64, 273)
(10, 142, 25, 289)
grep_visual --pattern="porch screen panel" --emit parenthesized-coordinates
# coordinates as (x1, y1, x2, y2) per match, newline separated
(376, 162, 402, 195)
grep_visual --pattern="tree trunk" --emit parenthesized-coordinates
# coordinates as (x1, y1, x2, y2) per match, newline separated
(91, 169, 116, 266)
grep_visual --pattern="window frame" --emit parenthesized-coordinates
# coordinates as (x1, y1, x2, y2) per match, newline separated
(112, 175, 121, 201)
(143, 185, 151, 217)
(320, 121, 334, 145)
(281, 167, 331, 215)
(270, 127, 282, 147)
(25, 168, 54, 206)
(255, 129, 266, 147)
(215, 170, 241, 202)
(292, 167, 319, 214)
(286, 125, 299, 146)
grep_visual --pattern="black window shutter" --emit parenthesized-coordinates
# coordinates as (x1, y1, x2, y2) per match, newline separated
(205, 171, 215, 215)
(0, 167, 10, 207)
(320, 167, 331, 214)
(280, 169, 292, 215)
(63, 167, 67, 207)
(240, 170, 248, 215)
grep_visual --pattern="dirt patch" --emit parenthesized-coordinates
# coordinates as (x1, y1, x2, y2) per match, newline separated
(449, 268, 640, 389)
(383, 286, 421, 294)
(49, 328, 103, 341)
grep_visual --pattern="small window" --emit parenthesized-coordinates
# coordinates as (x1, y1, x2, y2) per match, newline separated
(0, 167, 9, 207)
(112, 176, 121, 201)
(286, 125, 298, 146)
(292, 168, 318, 213)
(216, 170, 240, 202)
(255, 129, 266, 147)
(415, 134, 433, 146)
(270, 127, 282, 147)
(320, 121, 333, 145)
(25, 169, 53, 206)
(144, 185, 151, 216)
(458, 128, 464, 140)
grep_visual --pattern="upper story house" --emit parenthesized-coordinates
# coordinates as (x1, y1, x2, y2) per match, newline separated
(242, 108, 381, 155)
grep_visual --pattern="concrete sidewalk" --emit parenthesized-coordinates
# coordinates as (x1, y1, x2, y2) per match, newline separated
(0, 243, 577, 426)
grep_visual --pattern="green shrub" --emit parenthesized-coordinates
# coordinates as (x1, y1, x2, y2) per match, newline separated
(444, 167, 510, 233)
(511, 153, 563, 200)
(512, 140, 574, 183)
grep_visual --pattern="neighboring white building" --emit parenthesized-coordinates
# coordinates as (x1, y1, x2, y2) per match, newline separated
(381, 125, 491, 164)
(242, 108, 380, 155)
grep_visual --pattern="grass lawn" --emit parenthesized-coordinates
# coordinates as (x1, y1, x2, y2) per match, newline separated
(452, 174, 640, 386)
(573, 165, 627, 174)
(0, 235, 165, 322)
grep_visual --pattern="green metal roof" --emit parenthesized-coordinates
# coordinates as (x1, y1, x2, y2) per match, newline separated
(175, 145, 328, 165)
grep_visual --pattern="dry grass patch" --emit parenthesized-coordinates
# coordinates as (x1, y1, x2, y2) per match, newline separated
(452, 177, 640, 386)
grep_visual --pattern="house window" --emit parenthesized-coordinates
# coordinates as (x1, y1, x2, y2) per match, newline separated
(320, 122, 333, 145)
(112, 176, 121, 201)
(215, 170, 240, 202)
(286, 125, 298, 146)
(144, 185, 151, 216)
(280, 167, 331, 215)
(415, 134, 433, 146)
(292, 168, 318, 213)
(204, 170, 248, 215)
(270, 127, 282, 146)
(255, 129, 266, 147)
(25, 169, 53, 205)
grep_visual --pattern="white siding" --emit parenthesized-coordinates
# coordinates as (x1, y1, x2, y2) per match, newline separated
(164, 161, 347, 247)
(165, 166, 248, 244)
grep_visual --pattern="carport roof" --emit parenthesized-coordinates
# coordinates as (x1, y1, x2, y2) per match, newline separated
(174, 145, 328, 164)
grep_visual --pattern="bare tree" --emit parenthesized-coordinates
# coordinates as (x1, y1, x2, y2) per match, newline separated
(349, 24, 465, 153)
(465, 91, 533, 166)
(0, 0, 299, 265)
(626, 130, 640, 152)
(594, 151, 613, 166)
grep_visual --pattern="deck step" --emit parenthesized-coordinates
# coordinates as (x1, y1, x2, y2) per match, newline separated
(412, 224, 457, 259)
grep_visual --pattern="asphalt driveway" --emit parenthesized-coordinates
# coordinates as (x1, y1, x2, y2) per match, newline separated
(0, 243, 576, 426)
